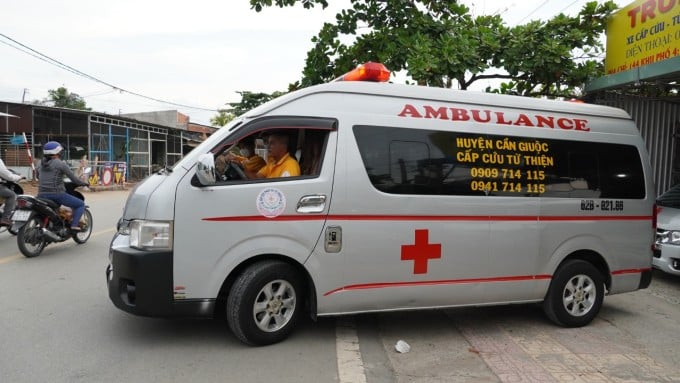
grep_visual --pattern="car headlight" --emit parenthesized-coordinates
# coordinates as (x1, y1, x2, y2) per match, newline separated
(657, 230, 680, 246)
(127, 220, 173, 250)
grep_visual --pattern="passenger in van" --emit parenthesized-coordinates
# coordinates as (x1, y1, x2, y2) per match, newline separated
(246, 133, 300, 179)
(223, 136, 266, 174)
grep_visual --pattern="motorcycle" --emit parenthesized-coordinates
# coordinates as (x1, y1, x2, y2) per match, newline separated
(12, 181, 93, 257)
(0, 170, 25, 236)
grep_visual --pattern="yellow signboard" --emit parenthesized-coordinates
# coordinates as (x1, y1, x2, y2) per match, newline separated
(605, 0, 680, 75)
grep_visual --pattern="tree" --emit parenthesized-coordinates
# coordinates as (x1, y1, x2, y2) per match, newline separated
(42, 87, 91, 110)
(211, 90, 290, 123)
(229, 91, 287, 116)
(250, 0, 618, 98)
(210, 110, 236, 127)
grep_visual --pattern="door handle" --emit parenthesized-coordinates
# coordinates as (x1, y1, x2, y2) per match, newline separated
(297, 194, 326, 213)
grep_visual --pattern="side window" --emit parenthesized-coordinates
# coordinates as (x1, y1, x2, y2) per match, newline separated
(354, 125, 645, 199)
(212, 126, 330, 183)
(390, 140, 429, 185)
(354, 125, 481, 195)
(544, 140, 644, 198)
(298, 129, 328, 177)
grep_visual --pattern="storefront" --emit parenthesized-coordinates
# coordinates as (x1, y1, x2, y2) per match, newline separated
(0, 102, 208, 183)
(586, 0, 680, 195)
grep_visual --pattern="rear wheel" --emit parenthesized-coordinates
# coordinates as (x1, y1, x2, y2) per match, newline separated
(72, 209, 93, 244)
(226, 261, 303, 346)
(17, 216, 46, 258)
(543, 259, 604, 327)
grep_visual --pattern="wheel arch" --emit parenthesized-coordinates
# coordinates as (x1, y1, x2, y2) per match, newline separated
(214, 253, 317, 320)
(554, 250, 611, 291)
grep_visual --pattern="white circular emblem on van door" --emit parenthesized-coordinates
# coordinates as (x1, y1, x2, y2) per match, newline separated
(256, 188, 286, 218)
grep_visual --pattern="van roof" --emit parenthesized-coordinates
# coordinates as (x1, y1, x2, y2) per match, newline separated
(244, 81, 632, 121)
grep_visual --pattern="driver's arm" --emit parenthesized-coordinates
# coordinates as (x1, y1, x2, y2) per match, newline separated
(243, 167, 265, 179)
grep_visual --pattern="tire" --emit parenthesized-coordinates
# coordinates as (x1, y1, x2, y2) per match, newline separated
(543, 259, 604, 327)
(226, 261, 303, 346)
(17, 216, 46, 258)
(72, 209, 93, 244)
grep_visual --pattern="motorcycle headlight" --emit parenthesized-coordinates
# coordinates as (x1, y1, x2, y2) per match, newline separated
(128, 220, 173, 250)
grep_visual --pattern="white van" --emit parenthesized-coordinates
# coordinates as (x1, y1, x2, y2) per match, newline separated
(107, 63, 655, 346)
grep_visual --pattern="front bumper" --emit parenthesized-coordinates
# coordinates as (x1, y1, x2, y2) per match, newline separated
(107, 233, 214, 318)
(652, 244, 680, 276)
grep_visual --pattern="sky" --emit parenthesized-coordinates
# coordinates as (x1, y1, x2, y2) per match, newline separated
(0, 0, 625, 126)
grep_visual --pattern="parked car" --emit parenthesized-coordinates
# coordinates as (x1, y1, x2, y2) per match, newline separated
(654, 184, 680, 276)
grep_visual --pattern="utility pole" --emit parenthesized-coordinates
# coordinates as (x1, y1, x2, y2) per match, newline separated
(22, 88, 28, 103)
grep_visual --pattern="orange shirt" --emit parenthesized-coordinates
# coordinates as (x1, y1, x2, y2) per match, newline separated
(239, 155, 266, 173)
(257, 153, 300, 178)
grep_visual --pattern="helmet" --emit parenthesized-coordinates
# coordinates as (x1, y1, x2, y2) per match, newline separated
(43, 141, 64, 155)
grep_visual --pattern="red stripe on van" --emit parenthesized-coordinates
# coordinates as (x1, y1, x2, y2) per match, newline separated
(323, 268, 649, 296)
(611, 267, 652, 275)
(323, 274, 553, 296)
(202, 214, 653, 222)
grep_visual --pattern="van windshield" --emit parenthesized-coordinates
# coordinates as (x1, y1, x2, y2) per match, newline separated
(657, 184, 680, 208)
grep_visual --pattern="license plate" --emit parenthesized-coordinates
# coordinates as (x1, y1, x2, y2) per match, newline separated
(11, 210, 31, 222)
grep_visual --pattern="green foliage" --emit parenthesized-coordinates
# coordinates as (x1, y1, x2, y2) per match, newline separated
(43, 87, 91, 110)
(250, 0, 619, 98)
(211, 90, 288, 123)
(210, 110, 236, 127)
(249, 0, 328, 12)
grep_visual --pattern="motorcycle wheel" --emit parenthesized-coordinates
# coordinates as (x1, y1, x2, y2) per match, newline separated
(72, 209, 93, 244)
(17, 216, 46, 258)
(0, 207, 6, 234)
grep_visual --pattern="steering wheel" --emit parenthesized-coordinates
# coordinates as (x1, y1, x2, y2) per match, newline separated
(227, 161, 247, 180)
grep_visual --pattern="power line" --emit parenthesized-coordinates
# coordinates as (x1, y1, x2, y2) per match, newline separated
(557, 0, 582, 15)
(518, 0, 552, 24)
(0, 33, 218, 112)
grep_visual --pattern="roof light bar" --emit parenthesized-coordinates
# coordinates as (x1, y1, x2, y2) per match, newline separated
(335, 62, 390, 83)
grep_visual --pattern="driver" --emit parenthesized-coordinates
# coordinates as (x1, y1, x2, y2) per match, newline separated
(36, 141, 89, 232)
(244, 133, 300, 179)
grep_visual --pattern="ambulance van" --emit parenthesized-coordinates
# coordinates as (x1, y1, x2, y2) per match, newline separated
(107, 63, 655, 346)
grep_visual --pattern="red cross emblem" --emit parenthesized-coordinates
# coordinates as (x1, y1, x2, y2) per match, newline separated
(401, 229, 441, 274)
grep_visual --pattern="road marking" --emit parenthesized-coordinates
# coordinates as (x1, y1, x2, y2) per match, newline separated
(0, 227, 115, 265)
(0, 255, 22, 265)
(336, 317, 367, 383)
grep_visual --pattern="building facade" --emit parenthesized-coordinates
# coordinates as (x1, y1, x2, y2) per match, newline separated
(0, 102, 215, 183)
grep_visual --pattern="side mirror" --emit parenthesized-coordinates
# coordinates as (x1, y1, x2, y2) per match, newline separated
(196, 153, 216, 185)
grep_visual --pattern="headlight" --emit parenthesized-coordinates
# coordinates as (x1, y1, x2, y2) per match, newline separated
(128, 220, 173, 250)
(657, 230, 680, 246)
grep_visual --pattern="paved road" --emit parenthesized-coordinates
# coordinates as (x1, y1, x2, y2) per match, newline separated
(1, 189, 679, 382)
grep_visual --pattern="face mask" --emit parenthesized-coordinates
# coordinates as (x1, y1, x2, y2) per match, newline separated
(240, 148, 251, 157)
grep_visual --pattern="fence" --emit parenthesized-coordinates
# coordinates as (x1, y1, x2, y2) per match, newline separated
(72, 160, 127, 187)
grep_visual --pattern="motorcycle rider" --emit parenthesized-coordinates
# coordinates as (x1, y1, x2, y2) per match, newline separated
(0, 155, 24, 227)
(36, 141, 89, 232)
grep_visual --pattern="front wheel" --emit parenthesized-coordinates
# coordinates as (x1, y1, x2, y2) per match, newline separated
(17, 216, 46, 258)
(543, 259, 604, 327)
(226, 261, 303, 346)
(72, 209, 93, 244)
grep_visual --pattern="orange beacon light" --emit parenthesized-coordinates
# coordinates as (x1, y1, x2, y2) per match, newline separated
(335, 62, 391, 82)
